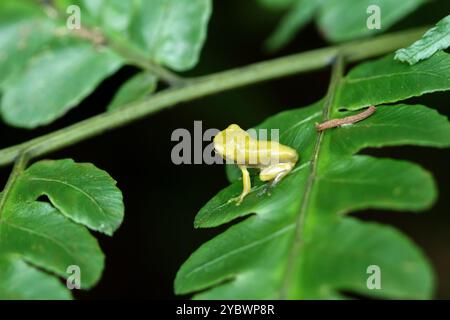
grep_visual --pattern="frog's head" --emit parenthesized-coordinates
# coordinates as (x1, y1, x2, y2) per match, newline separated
(213, 124, 250, 159)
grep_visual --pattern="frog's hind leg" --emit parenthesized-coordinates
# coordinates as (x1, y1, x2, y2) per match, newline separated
(271, 162, 295, 186)
(259, 163, 295, 196)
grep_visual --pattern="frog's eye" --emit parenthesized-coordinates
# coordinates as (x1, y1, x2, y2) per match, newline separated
(213, 132, 225, 145)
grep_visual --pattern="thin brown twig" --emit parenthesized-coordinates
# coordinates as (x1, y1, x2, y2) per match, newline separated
(315, 106, 377, 131)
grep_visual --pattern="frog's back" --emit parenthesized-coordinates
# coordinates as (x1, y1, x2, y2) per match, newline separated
(213, 124, 250, 163)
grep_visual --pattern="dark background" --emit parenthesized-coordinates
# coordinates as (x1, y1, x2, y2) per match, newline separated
(0, 0, 449, 299)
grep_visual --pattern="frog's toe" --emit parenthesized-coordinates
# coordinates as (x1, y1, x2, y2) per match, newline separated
(227, 196, 243, 206)
(257, 184, 272, 197)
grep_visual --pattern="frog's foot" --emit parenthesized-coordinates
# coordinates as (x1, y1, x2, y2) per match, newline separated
(257, 183, 272, 197)
(227, 195, 244, 206)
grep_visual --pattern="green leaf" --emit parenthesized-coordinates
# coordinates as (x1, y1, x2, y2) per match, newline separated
(175, 54, 450, 299)
(176, 102, 446, 299)
(14, 159, 124, 235)
(107, 72, 158, 111)
(395, 15, 450, 65)
(97, 0, 135, 34)
(0, 159, 124, 299)
(0, 202, 104, 289)
(128, 0, 212, 71)
(0, 0, 57, 87)
(263, 0, 427, 49)
(296, 218, 434, 299)
(339, 52, 450, 110)
(1, 0, 212, 128)
(0, 255, 72, 300)
(55, 0, 211, 72)
(317, 0, 426, 43)
(1, 39, 123, 128)
(0, 1, 128, 128)
(177, 217, 433, 299)
(329, 104, 450, 153)
(56, 0, 136, 35)
(191, 104, 449, 228)
(265, 0, 318, 51)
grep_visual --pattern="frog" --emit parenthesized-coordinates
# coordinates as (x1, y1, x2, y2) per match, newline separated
(213, 124, 299, 205)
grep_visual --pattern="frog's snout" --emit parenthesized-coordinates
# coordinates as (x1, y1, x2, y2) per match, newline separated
(213, 144, 221, 155)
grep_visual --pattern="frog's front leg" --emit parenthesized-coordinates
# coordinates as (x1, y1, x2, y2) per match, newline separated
(228, 165, 251, 205)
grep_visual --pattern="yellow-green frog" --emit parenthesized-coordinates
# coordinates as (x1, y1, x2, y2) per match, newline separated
(214, 124, 299, 205)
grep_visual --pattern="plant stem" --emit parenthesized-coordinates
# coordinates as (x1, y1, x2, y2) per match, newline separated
(107, 37, 187, 86)
(0, 153, 29, 219)
(280, 54, 345, 299)
(0, 27, 427, 167)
